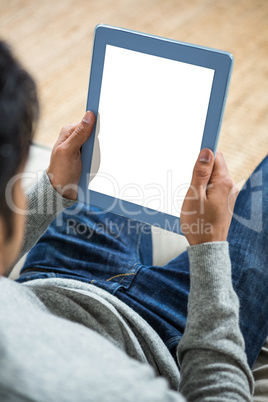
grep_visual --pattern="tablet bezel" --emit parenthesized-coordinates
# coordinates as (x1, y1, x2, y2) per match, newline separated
(78, 24, 233, 233)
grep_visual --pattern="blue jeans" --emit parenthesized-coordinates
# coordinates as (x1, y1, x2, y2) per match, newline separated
(17, 155, 268, 368)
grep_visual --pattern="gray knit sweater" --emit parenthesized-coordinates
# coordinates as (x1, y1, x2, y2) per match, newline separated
(0, 172, 254, 401)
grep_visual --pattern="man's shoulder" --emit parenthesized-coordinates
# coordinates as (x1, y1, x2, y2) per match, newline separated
(0, 276, 47, 319)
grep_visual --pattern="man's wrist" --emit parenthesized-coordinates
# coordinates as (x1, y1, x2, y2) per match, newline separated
(187, 241, 231, 289)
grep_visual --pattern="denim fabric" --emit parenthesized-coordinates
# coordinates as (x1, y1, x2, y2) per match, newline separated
(17, 155, 268, 367)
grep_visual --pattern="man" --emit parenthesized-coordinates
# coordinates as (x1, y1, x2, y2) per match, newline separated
(0, 39, 267, 401)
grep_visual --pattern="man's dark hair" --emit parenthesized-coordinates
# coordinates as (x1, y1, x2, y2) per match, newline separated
(0, 40, 39, 239)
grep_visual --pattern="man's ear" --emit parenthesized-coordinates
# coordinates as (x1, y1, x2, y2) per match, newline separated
(0, 219, 6, 276)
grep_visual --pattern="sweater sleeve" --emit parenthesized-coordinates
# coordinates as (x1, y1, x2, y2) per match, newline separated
(18, 171, 76, 259)
(177, 241, 254, 401)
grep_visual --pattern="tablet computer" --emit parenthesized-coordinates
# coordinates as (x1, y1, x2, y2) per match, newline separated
(78, 24, 233, 234)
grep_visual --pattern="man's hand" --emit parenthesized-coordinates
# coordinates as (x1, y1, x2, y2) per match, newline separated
(180, 148, 239, 246)
(46, 111, 95, 200)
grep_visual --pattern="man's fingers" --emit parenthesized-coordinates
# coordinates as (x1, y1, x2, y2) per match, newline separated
(211, 151, 230, 179)
(191, 148, 214, 191)
(209, 151, 234, 190)
(65, 111, 95, 151)
(207, 150, 236, 202)
(56, 123, 78, 145)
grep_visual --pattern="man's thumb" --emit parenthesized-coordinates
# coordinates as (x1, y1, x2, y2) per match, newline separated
(66, 111, 95, 151)
(191, 148, 214, 189)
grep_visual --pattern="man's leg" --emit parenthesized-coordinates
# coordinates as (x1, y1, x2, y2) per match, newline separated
(228, 155, 268, 367)
(17, 205, 153, 292)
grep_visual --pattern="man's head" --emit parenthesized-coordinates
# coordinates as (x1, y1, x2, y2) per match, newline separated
(0, 40, 39, 275)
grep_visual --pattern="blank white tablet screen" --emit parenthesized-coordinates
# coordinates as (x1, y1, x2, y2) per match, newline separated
(89, 45, 214, 217)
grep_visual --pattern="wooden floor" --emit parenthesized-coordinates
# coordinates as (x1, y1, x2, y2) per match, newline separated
(0, 0, 267, 184)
